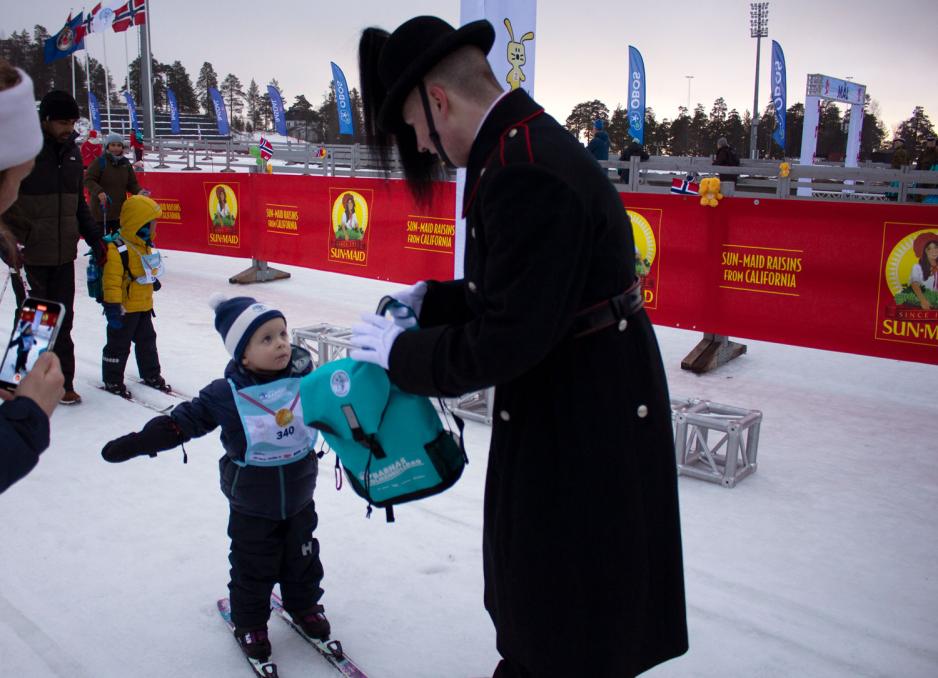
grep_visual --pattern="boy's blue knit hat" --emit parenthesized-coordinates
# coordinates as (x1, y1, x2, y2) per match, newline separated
(593, 119, 604, 130)
(208, 294, 285, 362)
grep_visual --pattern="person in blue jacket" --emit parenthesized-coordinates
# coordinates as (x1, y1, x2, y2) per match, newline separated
(586, 118, 610, 161)
(99, 295, 329, 664)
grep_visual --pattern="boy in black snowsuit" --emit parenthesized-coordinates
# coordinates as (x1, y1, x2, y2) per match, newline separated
(100, 295, 329, 662)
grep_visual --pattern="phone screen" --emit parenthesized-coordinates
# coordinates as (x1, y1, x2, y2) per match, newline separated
(0, 301, 62, 387)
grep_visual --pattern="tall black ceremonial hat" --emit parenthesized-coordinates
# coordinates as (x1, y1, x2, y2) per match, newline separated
(375, 16, 495, 132)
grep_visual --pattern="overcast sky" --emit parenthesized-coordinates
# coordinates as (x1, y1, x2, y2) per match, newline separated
(4, 1, 937, 134)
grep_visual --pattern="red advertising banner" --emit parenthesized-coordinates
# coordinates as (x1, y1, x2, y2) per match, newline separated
(139, 172, 938, 365)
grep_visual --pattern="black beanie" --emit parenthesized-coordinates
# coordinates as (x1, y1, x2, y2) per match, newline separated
(38, 90, 80, 121)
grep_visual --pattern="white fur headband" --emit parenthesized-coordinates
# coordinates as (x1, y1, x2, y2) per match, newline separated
(0, 68, 43, 172)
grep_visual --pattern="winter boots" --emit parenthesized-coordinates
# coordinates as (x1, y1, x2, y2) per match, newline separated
(142, 375, 172, 393)
(104, 382, 131, 399)
(289, 604, 331, 640)
(233, 626, 272, 661)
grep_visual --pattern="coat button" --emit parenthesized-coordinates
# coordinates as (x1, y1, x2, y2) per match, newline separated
(636, 404, 648, 418)
(468, 281, 478, 292)
(480, 168, 486, 177)
(508, 128, 518, 138)
(618, 319, 628, 331)
(499, 410, 511, 422)
(470, 227, 476, 239)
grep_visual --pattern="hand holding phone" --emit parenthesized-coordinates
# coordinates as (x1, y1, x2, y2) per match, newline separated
(0, 297, 66, 392)
(0, 352, 64, 417)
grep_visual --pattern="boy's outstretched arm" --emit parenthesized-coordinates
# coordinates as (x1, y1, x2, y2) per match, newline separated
(101, 416, 183, 463)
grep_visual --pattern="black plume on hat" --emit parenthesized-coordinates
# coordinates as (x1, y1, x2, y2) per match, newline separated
(359, 16, 494, 204)
(38, 90, 80, 121)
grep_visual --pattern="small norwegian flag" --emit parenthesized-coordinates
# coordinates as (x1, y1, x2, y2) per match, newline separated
(670, 175, 699, 195)
(112, 0, 147, 33)
(258, 137, 274, 161)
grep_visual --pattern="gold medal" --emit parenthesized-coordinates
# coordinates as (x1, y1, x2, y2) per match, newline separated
(275, 408, 294, 427)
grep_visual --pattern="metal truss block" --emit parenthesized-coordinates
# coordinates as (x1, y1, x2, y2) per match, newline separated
(671, 397, 762, 488)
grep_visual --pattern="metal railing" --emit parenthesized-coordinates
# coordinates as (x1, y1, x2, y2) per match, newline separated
(147, 140, 938, 203)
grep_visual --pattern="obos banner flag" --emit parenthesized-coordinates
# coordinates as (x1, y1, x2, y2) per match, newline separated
(267, 85, 287, 137)
(330, 62, 354, 136)
(167, 89, 181, 134)
(628, 46, 646, 145)
(771, 40, 787, 150)
(208, 87, 230, 136)
(123, 90, 139, 132)
(88, 91, 101, 131)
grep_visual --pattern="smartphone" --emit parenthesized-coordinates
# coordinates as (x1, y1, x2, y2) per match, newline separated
(0, 297, 66, 391)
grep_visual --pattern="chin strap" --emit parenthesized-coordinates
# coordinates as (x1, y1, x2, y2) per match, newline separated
(418, 81, 455, 169)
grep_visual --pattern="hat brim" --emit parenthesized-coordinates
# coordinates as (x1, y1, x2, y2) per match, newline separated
(377, 19, 495, 133)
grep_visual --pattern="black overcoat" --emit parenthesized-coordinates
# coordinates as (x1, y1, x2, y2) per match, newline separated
(388, 89, 688, 677)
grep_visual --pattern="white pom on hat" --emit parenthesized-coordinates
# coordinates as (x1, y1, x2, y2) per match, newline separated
(208, 292, 228, 311)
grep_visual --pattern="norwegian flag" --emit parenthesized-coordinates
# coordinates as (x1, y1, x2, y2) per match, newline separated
(82, 5, 98, 35)
(112, 0, 147, 33)
(670, 175, 699, 195)
(258, 137, 274, 161)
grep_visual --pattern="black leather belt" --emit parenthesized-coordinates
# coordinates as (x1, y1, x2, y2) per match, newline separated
(571, 278, 644, 339)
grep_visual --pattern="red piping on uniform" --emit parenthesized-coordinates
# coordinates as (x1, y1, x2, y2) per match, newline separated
(463, 107, 545, 217)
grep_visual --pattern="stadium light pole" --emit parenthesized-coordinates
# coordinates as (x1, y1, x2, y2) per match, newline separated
(685, 75, 694, 113)
(749, 2, 769, 159)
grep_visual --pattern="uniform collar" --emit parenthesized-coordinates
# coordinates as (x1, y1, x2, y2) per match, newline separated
(463, 89, 544, 217)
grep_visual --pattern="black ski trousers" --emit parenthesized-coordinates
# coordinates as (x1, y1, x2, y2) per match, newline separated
(102, 310, 161, 385)
(227, 502, 324, 629)
(12, 262, 77, 391)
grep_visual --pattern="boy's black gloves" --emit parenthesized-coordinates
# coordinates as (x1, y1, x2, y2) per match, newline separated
(101, 415, 183, 463)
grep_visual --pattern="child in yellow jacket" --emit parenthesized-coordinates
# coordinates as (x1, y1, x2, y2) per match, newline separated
(101, 194, 170, 397)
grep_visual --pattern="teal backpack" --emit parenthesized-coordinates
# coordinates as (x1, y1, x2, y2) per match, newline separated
(299, 302, 467, 521)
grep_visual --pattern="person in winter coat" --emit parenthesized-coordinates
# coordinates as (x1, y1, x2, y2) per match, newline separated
(890, 138, 911, 169)
(917, 137, 938, 171)
(100, 296, 329, 664)
(586, 118, 610, 161)
(130, 129, 145, 165)
(617, 137, 650, 184)
(80, 129, 103, 168)
(100, 194, 170, 397)
(354, 17, 687, 678)
(4, 89, 107, 405)
(84, 132, 145, 235)
(713, 136, 741, 183)
(0, 58, 65, 494)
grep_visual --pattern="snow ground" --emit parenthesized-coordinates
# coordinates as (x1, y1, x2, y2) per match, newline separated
(1, 249, 936, 678)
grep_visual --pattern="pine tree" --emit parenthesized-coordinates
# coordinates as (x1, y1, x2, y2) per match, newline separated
(687, 104, 708, 156)
(565, 100, 609, 142)
(895, 106, 936, 157)
(195, 61, 218, 114)
(246, 79, 261, 132)
(165, 61, 198, 113)
(220, 73, 245, 126)
(669, 107, 691, 156)
(784, 103, 804, 158)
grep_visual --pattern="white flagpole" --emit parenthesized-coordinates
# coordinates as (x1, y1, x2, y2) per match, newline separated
(71, 54, 76, 97)
(145, 3, 156, 140)
(123, 29, 130, 93)
(102, 28, 112, 131)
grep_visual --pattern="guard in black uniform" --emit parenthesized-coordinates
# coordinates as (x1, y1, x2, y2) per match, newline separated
(353, 16, 687, 678)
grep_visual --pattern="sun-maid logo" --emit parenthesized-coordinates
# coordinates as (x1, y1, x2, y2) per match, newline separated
(205, 183, 240, 248)
(875, 224, 938, 347)
(627, 208, 662, 309)
(328, 188, 372, 266)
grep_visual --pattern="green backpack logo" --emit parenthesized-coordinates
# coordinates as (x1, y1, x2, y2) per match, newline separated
(300, 358, 466, 521)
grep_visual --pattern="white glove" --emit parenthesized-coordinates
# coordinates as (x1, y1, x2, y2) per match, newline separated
(349, 313, 405, 370)
(391, 281, 427, 317)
